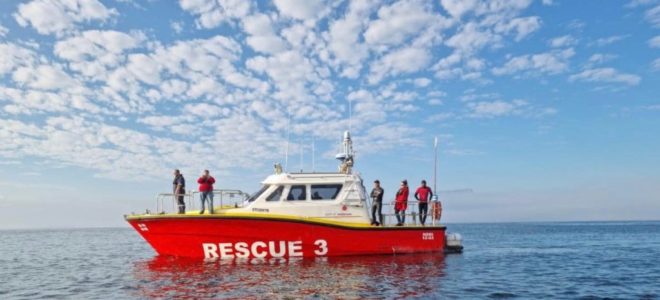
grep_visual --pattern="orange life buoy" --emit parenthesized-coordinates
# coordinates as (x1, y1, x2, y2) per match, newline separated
(432, 201, 442, 221)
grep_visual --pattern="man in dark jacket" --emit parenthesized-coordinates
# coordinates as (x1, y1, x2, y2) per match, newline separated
(173, 169, 186, 214)
(370, 180, 384, 226)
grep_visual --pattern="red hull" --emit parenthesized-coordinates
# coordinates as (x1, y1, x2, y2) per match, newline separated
(128, 217, 446, 259)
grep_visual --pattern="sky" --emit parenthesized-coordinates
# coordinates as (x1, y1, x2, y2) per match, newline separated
(0, 0, 659, 229)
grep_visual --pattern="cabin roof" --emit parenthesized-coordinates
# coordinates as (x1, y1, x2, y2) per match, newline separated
(262, 172, 360, 185)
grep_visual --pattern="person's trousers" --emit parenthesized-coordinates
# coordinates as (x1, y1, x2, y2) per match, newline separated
(177, 195, 185, 214)
(371, 201, 383, 225)
(394, 208, 406, 224)
(419, 202, 428, 224)
(200, 191, 214, 213)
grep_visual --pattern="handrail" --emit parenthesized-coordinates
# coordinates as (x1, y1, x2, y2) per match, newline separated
(375, 200, 441, 226)
(154, 189, 249, 214)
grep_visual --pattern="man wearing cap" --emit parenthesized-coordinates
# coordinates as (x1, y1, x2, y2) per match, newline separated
(370, 180, 384, 226)
(394, 180, 409, 226)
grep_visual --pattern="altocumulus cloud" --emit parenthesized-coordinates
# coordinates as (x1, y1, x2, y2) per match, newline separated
(0, 0, 646, 182)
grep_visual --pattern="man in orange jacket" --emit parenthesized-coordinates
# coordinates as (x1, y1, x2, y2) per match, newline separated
(394, 180, 409, 226)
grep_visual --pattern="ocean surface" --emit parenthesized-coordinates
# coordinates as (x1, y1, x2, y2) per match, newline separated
(1, 222, 659, 299)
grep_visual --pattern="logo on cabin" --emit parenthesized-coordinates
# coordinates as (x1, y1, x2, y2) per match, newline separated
(341, 205, 347, 211)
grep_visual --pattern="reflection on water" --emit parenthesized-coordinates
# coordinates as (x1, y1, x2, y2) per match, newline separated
(132, 254, 447, 299)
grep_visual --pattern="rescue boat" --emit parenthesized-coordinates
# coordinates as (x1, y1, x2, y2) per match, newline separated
(125, 132, 461, 259)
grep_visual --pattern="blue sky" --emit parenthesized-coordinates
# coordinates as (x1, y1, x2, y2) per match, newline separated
(1, 0, 659, 229)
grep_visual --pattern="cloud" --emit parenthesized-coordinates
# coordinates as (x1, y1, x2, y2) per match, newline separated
(426, 112, 453, 122)
(592, 35, 627, 46)
(364, 0, 448, 48)
(273, 0, 325, 21)
(645, 4, 660, 27)
(170, 21, 184, 34)
(12, 65, 77, 90)
(441, 0, 534, 19)
(0, 0, 589, 185)
(326, 1, 379, 78)
(494, 16, 541, 41)
(242, 13, 288, 54)
(0, 23, 7, 37)
(445, 22, 499, 54)
(549, 35, 577, 48)
(440, 0, 477, 19)
(368, 46, 432, 83)
(466, 99, 556, 118)
(649, 35, 660, 48)
(178, 0, 252, 28)
(0, 42, 38, 76)
(413, 77, 432, 87)
(467, 99, 528, 118)
(54, 30, 145, 79)
(569, 68, 641, 86)
(492, 48, 575, 76)
(585, 53, 617, 68)
(643, 104, 660, 111)
(14, 0, 117, 36)
(652, 58, 660, 71)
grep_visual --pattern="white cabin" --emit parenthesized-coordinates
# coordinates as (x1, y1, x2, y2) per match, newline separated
(231, 172, 371, 224)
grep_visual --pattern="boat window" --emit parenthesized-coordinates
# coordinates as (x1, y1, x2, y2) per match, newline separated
(287, 185, 307, 201)
(266, 186, 284, 202)
(311, 184, 343, 200)
(247, 185, 269, 202)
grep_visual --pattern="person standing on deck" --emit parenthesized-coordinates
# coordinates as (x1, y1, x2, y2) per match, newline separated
(370, 180, 384, 226)
(197, 170, 216, 214)
(394, 180, 409, 226)
(415, 180, 433, 226)
(173, 169, 186, 214)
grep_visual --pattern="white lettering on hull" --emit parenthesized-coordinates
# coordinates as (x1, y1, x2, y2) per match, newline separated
(202, 240, 328, 259)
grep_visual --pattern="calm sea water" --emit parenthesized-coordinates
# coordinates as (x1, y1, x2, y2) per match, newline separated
(1, 222, 659, 299)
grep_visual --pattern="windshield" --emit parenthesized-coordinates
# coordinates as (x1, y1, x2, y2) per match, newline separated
(247, 185, 269, 202)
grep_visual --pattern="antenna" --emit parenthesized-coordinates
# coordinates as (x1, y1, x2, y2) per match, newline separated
(285, 111, 290, 171)
(433, 136, 438, 198)
(348, 97, 353, 133)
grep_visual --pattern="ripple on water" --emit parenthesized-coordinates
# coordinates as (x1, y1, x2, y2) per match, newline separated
(1, 223, 660, 299)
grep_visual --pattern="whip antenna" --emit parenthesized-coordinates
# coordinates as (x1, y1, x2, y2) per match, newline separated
(285, 110, 290, 171)
(433, 136, 438, 197)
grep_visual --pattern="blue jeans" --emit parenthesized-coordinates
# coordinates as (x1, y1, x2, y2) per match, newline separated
(200, 191, 214, 213)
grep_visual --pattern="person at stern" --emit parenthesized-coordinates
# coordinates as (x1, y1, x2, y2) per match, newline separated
(394, 180, 409, 226)
(415, 180, 433, 226)
(370, 180, 384, 226)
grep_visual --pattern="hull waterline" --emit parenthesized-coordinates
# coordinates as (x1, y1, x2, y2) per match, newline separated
(127, 216, 446, 259)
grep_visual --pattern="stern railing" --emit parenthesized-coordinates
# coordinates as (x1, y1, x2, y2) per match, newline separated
(372, 200, 442, 227)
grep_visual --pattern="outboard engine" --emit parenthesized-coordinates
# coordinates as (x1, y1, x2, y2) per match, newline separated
(445, 232, 463, 254)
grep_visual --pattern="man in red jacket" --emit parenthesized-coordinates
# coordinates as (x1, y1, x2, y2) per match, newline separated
(197, 170, 216, 214)
(394, 180, 409, 226)
(414, 180, 433, 225)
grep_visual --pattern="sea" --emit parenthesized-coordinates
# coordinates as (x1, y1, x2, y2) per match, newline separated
(1, 221, 659, 299)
